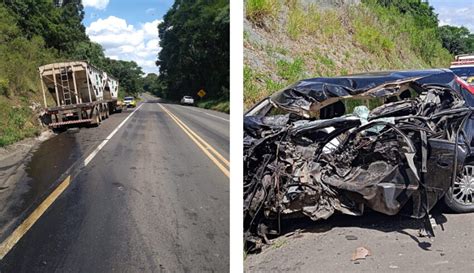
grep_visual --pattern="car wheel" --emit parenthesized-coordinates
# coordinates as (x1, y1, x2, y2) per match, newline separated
(444, 164, 474, 213)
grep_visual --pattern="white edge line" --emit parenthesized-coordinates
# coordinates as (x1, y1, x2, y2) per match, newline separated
(204, 112, 229, 122)
(179, 105, 229, 122)
(84, 104, 144, 166)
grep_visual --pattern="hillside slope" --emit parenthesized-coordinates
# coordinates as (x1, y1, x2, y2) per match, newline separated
(244, 0, 452, 108)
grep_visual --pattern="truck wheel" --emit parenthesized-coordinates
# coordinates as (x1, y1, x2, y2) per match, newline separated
(92, 109, 101, 126)
(444, 164, 474, 213)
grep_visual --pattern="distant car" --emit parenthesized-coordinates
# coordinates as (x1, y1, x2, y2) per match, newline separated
(468, 76, 474, 86)
(180, 96, 194, 105)
(123, 96, 136, 108)
(450, 53, 474, 83)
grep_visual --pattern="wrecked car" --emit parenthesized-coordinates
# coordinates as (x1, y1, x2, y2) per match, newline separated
(244, 69, 474, 251)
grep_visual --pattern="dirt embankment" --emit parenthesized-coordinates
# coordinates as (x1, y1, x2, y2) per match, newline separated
(244, 0, 451, 108)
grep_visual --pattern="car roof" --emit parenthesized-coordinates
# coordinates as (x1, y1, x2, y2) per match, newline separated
(271, 69, 456, 101)
(268, 69, 464, 117)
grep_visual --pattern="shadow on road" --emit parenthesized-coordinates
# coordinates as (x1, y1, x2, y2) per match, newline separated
(270, 202, 451, 251)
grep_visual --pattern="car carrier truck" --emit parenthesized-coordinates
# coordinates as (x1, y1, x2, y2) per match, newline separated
(39, 61, 122, 128)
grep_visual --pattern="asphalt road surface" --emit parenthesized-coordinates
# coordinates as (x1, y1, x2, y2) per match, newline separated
(245, 204, 474, 272)
(0, 95, 229, 272)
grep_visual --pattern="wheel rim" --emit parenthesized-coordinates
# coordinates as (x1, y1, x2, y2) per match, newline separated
(452, 165, 474, 205)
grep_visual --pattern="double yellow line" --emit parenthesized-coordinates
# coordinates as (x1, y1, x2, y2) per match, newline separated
(159, 104, 229, 177)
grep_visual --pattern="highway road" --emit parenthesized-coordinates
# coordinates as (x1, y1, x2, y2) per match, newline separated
(0, 94, 229, 272)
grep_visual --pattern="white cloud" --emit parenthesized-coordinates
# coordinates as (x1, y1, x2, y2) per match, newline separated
(82, 0, 109, 10)
(431, 0, 474, 32)
(86, 16, 162, 74)
(146, 8, 156, 15)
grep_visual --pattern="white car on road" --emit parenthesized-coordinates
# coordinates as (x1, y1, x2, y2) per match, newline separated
(180, 96, 194, 105)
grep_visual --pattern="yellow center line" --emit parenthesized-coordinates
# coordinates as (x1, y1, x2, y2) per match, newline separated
(164, 105, 229, 167)
(0, 176, 71, 260)
(159, 104, 230, 177)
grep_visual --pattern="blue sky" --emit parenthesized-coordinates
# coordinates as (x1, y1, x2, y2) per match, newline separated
(429, 0, 474, 32)
(82, 1, 473, 75)
(82, 0, 174, 74)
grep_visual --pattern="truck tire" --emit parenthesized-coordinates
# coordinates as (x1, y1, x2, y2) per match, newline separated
(92, 108, 101, 126)
(444, 164, 474, 213)
(101, 106, 106, 120)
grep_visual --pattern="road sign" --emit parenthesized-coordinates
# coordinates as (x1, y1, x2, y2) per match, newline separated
(197, 89, 206, 98)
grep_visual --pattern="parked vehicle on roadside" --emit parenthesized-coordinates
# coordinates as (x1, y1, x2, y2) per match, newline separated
(450, 53, 474, 82)
(244, 69, 474, 251)
(123, 96, 137, 108)
(39, 61, 122, 128)
(180, 96, 194, 105)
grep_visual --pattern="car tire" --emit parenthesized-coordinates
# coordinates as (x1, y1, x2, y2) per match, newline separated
(444, 164, 474, 213)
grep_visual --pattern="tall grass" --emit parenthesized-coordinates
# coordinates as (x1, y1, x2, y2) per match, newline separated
(0, 99, 39, 147)
(244, 0, 452, 109)
(245, 0, 280, 25)
(360, 2, 451, 66)
(276, 57, 305, 82)
(0, 5, 55, 146)
(287, 2, 344, 40)
(196, 99, 230, 113)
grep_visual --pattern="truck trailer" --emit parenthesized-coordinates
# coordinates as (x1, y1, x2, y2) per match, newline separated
(39, 61, 122, 128)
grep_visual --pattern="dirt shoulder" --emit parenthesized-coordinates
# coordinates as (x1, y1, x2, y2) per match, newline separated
(0, 130, 54, 185)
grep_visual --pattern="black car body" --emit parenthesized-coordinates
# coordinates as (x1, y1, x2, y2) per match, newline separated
(244, 69, 474, 250)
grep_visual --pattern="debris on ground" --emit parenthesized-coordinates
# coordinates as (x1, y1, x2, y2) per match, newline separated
(345, 235, 358, 240)
(244, 70, 474, 251)
(351, 246, 372, 261)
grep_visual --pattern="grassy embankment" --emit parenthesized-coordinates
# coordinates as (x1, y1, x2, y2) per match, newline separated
(244, 0, 452, 109)
(196, 99, 230, 113)
(0, 5, 58, 146)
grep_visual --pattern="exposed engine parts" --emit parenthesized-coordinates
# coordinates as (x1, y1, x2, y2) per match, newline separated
(244, 70, 474, 251)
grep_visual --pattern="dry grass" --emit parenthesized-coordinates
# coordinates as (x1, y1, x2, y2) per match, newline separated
(243, 0, 451, 109)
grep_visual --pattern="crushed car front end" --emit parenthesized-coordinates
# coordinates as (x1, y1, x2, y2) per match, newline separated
(243, 69, 474, 251)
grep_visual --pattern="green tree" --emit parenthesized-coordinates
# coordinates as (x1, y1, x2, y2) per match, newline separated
(439, 25, 474, 55)
(156, 0, 229, 101)
(142, 73, 163, 96)
(70, 41, 107, 67)
(368, 0, 438, 29)
(104, 59, 144, 96)
(3, 0, 88, 54)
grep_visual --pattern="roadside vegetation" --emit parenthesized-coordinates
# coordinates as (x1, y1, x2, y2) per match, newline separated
(196, 98, 230, 113)
(0, 97, 39, 146)
(246, 0, 281, 25)
(243, 0, 469, 108)
(154, 0, 229, 111)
